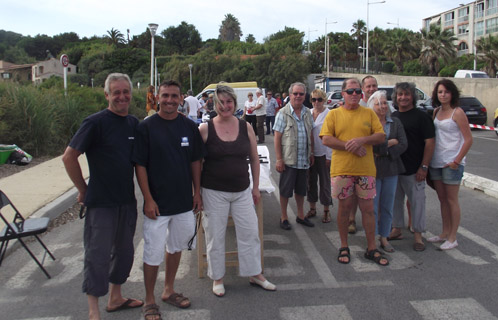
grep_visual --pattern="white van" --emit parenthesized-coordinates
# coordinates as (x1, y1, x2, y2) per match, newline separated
(454, 70, 489, 78)
(195, 81, 262, 112)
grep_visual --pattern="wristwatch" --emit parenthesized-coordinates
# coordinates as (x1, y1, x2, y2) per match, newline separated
(421, 165, 428, 171)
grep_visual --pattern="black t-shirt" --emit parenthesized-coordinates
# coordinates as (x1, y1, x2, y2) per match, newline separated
(392, 108, 435, 175)
(69, 109, 138, 207)
(132, 114, 205, 216)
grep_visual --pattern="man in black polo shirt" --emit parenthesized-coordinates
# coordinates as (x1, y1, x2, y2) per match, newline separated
(62, 73, 143, 319)
(133, 80, 204, 316)
(389, 82, 435, 252)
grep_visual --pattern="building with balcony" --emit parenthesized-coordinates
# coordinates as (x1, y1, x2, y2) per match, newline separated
(423, 0, 498, 57)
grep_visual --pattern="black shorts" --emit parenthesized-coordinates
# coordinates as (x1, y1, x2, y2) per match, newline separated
(279, 166, 307, 198)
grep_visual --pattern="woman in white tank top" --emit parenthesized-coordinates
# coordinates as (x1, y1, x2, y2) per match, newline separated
(427, 79, 473, 250)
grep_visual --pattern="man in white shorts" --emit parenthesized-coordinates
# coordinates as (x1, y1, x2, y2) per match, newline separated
(133, 80, 204, 317)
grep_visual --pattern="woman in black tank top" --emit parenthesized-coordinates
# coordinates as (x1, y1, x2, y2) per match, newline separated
(198, 85, 276, 297)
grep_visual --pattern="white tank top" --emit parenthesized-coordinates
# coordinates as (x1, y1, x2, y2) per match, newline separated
(430, 108, 466, 168)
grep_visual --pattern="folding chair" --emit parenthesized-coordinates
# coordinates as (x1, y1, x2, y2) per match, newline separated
(0, 190, 55, 279)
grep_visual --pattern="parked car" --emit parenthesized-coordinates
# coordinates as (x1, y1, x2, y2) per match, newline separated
(421, 96, 487, 125)
(325, 91, 343, 109)
(454, 69, 489, 78)
(417, 98, 435, 117)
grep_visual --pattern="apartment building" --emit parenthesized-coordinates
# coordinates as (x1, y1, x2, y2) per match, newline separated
(31, 58, 76, 84)
(423, 0, 498, 56)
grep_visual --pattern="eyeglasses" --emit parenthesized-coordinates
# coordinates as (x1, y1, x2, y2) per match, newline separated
(292, 92, 305, 96)
(343, 88, 362, 95)
(311, 98, 323, 102)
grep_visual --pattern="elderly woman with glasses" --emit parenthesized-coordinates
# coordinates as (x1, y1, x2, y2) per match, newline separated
(199, 85, 276, 298)
(305, 89, 333, 223)
(368, 90, 408, 252)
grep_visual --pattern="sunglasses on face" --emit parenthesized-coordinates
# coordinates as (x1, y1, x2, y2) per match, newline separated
(311, 98, 323, 102)
(292, 92, 305, 96)
(343, 88, 362, 95)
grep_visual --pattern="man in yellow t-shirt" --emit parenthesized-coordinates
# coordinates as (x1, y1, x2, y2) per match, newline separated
(320, 78, 387, 266)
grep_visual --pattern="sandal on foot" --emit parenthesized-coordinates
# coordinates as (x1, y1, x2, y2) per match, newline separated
(364, 249, 389, 266)
(380, 241, 395, 253)
(337, 247, 351, 264)
(143, 304, 162, 320)
(305, 208, 317, 218)
(106, 298, 144, 312)
(322, 210, 331, 223)
(348, 221, 357, 234)
(162, 293, 190, 309)
(387, 232, 403, 241)
(249, 277, 277, 291)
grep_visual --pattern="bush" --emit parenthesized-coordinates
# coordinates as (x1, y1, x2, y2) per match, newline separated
(382, 61, 395, 73)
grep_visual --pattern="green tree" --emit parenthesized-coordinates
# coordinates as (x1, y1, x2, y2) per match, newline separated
(245, 34, 256, 44)
(161, 21, 202, 55)
(106, 28, 125, 46)
(264, 27, 304, 54)
(383, 29, 419, 72)
(368, 27, 386, 62)
(219, 14, 242, 41)
(419, 26, 456, 76)
(351, 19, 366, 47)
(476, 34, 498, 77)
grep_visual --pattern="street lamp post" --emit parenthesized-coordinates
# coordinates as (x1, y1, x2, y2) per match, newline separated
(307, 28, 318, 54)
(188, 64, 193, 92)
(358, 46, 366, 70)
(366, 0, 386, 73)
(324, 19, 337, 79)
(148, 23, 158, 87)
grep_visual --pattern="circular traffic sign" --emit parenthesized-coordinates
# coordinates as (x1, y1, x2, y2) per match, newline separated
(60, 54, 69, 67)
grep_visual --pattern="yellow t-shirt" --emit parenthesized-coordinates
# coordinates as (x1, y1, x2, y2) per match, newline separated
(319, 106, 384, 177)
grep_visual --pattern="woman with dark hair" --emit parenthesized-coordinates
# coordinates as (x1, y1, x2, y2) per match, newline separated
(199, 85, 276, 297)
(428, 79, 473, 250)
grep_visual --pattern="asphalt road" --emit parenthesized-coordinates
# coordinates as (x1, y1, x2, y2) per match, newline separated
(1, 133, 498, 320)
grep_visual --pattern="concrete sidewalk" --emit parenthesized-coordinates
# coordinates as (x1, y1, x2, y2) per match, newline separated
(0, 155, 89, 225)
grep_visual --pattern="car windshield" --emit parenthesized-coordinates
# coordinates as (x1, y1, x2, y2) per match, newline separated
(472, 74, 489, 78)
(460, 97, 481, 106)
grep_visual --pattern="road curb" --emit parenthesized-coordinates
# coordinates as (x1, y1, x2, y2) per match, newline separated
(462, 172, 498, 199)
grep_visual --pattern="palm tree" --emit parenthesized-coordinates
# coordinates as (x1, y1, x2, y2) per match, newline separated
(476, 34, 498, 77)
(106, 28, 125, 46)
(219, 14, 242, 42)
(419, 26, 457, 76)
(383, 29, 419, 72)
(368, 27, 386, 62)
(351, 19, 367, 47)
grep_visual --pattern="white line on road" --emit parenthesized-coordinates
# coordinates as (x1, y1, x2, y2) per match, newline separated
(164, 309, 210, 320)
(410, 298, 498, 320)
(270, 176, 340, 288)
(458, 227, 498, 262)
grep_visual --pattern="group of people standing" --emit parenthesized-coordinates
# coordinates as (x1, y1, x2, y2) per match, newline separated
(243, 90, 286, 143)
(62, 72, 472, 320)
(273, 76, 472, 266)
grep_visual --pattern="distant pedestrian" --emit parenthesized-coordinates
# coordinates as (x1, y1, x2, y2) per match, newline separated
(244, 92, 257, 135)
(254, 88, 267, 143)
(265, 91, 278, 135)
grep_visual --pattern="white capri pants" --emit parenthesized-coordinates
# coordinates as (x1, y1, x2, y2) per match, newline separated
(201, 187, 262, 280)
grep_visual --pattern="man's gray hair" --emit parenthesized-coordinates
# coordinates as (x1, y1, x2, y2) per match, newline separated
(187, 89, 193, 96)
(104, 73, 132, 94)
(392, 82, 417, 108)
(256, 88, 263, 94)
(342, 78, 361, 91)
(288, 82, 306, 94)
(367, 90, 391, 117)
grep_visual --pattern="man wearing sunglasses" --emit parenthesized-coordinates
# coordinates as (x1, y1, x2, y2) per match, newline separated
(320, 78, 388, 266)
(348, 75, 379, 234)
(274, 82, 315, 230)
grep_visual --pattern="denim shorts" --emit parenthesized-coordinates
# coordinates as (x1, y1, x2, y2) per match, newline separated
(429, 165, 464, 185)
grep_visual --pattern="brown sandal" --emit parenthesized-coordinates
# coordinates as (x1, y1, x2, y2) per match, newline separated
(162, 293, 191, 309)
(322, 210, 331, 223)
(143, 304, 162, 320)
(305, 208, 317, 218)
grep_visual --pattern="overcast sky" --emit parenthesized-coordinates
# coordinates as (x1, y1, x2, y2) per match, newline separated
(2, 0, 461, 43)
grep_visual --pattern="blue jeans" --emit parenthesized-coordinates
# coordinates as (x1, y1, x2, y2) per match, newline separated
(374, 175, 398, 237)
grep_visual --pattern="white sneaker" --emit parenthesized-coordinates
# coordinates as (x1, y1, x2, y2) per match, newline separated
(427, 235, 447, 243)
(249, 277, 277, 291)
(440, 240, 458, 250)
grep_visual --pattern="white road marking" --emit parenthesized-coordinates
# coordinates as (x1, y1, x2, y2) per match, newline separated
(18, 317, 72, 320)
(44, 251, 84, 286)
(425, 231, 488, 265)
(410, 298, 498, 320)
(271, 176, 339, 288)
(325, 231, 379, 272)
(458, 226, 498, 261)
(280, 305, 353, 320)
(264, 234, 291, 245)
(128, 239, 144, 282)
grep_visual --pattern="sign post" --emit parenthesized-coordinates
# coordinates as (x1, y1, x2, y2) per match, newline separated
(60, 54, 69, 96)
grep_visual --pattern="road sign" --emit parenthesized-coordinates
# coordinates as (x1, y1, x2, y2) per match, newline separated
(60, 54, 69, 67)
